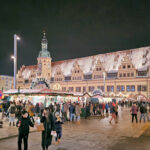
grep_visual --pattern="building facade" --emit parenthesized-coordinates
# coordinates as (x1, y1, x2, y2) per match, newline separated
(0, 75, 13, 91)
(16, 33, 150, 99)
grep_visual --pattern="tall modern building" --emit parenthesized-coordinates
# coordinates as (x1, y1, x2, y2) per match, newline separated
(16, 32, 150, 100)
(0, 75, 13, 91)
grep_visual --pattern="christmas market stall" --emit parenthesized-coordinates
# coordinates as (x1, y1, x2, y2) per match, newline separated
(4, 89, 77, 106)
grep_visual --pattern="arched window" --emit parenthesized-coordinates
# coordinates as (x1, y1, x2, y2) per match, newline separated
(123, 65, 126, 69)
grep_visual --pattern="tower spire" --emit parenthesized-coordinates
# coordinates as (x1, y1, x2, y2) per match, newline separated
(41, 31, 48, 50)
(43, 30, 46, 39)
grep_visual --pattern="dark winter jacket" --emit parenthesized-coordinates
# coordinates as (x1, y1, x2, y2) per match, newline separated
(99, 103, 103, 109)
(69, 105, 75, 114)
(131, 105, 138, 114)
(40, 113, 55, 133)
(55, 120, 63, 132)
(35, 105, 40, 113)
(15, 105, 22, 118)
(110, 105, 115, 113)
(105, 104, 109, 110)
(140, 105, 147, 114)
(16, 117, 34, 134)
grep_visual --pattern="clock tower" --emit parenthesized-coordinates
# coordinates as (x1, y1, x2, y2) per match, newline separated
(37, 31, 52, 79)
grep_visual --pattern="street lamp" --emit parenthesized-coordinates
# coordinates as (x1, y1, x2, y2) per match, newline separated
(103, 72, 106, 96)
(11, 55, 15, 59)
(13, 34, 20, 89)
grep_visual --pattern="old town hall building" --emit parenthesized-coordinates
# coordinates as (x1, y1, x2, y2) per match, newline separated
(16, 32, 150, 99)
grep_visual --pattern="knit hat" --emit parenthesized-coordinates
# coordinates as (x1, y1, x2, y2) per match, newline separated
(22, 110, 28, 115)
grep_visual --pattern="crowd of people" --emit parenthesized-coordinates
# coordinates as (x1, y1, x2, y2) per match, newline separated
(2, 100, 150, 126)
(130, 101, 150, 123)
(0, 99, 150, 150)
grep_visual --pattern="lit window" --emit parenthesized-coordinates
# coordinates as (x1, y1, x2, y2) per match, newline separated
(126, 85, 130, 92)
(76, 87, 81, 92)
(131, 86, 135, 92)
(138, 85, 147, 92)
(107, 86, 114, 92)
(126, 85, 135, 92)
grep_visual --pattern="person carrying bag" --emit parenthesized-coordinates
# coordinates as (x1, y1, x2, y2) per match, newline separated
(40, 107, 56, 150)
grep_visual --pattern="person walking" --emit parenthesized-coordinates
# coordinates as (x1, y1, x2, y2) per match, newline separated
(63, 103, 69, 121)
(8, 102, 16, 126)
(40, 107, 56, 150)
(55, 112, 63, 145)
(16, 110, 34, 150)
(105, 103, 109, 117)
(90, 103, 94, 116)
(139, 102, 147, 123)
(102, 102, 105, 117)
(85, 103, 90, 118)
(115, 103, 119, 118)
(75, 103, 81, 124)
(109, 103, 117, 124)
(93, 103, 96, 115)
(35, 103, 40, 117)
(69, 103, 76, 121)
(131, 103, 138, 123)
(16, 102, 22, 120)
(99, 103, 103, 116)
(27, 103, 35, 123)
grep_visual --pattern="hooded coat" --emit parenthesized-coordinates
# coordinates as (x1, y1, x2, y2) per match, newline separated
(40, 113, 55, 148)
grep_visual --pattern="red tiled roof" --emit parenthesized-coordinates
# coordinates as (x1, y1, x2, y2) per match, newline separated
(22, 65, 37, 71)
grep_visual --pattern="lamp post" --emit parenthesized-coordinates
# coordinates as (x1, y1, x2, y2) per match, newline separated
(103, 72, 106, 96)
(12, 34, 20, 89)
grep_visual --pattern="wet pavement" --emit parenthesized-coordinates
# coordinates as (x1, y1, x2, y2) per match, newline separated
(0, 107, 150, 150)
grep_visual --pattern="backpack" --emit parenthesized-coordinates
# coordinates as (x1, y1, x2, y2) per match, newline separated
(140, 106, 147, 113)
(9, 106, 16, 114)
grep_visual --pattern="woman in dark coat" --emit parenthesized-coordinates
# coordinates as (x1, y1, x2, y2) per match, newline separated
(40, 107, 56, 150)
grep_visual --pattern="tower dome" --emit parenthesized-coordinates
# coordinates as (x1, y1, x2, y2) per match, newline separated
(38, 31, 51, 58)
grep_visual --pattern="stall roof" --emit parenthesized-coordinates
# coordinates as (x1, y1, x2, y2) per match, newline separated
(4, 89, 41, 94)
(4, 89, 76, 96)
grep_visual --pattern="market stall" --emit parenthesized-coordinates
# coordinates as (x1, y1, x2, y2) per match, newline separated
(4, 88, 81, 106)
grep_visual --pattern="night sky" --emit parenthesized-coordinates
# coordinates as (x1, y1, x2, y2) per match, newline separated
(0, 0, 150, 76)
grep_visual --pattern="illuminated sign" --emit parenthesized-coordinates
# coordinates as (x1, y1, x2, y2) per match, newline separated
(30, 78, 49, 89)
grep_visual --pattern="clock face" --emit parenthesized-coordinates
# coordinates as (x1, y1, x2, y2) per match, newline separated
(48, 63, 51, 69)
(42, 43, 47, 49)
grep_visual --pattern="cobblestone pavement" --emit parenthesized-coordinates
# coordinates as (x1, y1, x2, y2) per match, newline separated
(0, 107, 150, 150)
